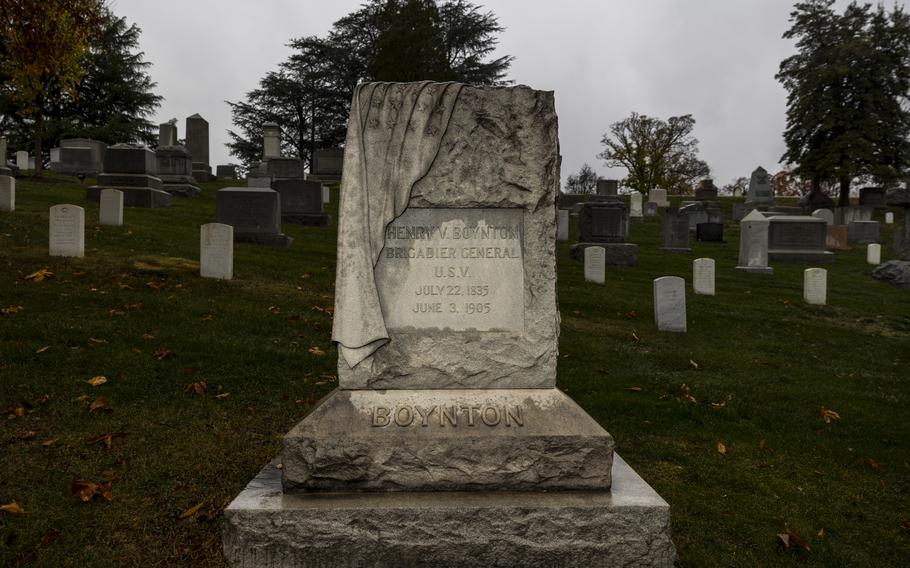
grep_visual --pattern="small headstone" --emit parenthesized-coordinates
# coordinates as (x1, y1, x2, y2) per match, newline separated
(847, 220, 880, 244)
(736, 210, 773, 274)
(263, 123, 281, 159)
(745, 166, 774, 207)
(885, 212, 894, 224)
(692, 258, 715, 296)
(596, 179, 618, 198)
(643, 202, 659, 217)
(826, 225, 849, 251)
(322, 186, 330, 204)
(50, 147, 61, 163)
(557, 209, 569, 241)
(867, 243, 882, 265)
(732, 202, 754, 222)
(648, 188, 669, 207)
(811, 209, 834, 225)
(200, 223, 234, 280)
(661, 208, 691, 252)
(629, 191, 643, 219)
(653, 276, 686, 332)
(16, 151, 28, 170)
(584, 246, 605, 283)
(49, 204, 84, 257)
(99, 189, 123, 226)
(0, 176, 14, 212)
(803, 268, 827, 305)
(156, 145, 201, 197)
(216, 165, 238, 180)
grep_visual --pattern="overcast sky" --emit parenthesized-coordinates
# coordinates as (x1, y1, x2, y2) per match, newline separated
(113, 0, 904, 188)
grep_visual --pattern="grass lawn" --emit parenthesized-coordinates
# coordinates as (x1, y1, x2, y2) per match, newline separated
(1, 175, 908, 567)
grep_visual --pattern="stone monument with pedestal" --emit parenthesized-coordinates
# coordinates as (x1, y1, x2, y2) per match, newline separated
(86, 145, 171, 208)
(745, 166, 774, 208)
(570, 200, 637, 265)
(215, 187, 292, 247)
(186, 113, 213, 182)
(767, 216, 834, 263)
(223, 81, 675, 567)
(155, 145, 200, 197)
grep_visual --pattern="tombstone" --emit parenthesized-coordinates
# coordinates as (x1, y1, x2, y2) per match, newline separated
(99, 189, 123, 226)
(692, 258, 715, 296)
(888, 187, 910, 260)
(768, 216, 833, 263)
(86, 144, 171, 208)
(643, 201, 659, 217)
(310, 148, 344, 181)
(696, 222, 724, 242)
(158, 122, 177, 147)
(52, 138, 106, 175)
(223, 81, 674, 566)
(732, 202, 754, 222)
(848, 221, 880, 244)
(200, 223, 234, 280)
(557, 208, 569, 241)
(811, 208, 834, 225)
(155, 145, 201, 196)
(826, 225, 849, 251)
(661, 208, 691, 253)
(745, 166, 774, 207)
(736, 210, 773, 274)
(0, 136, 6, 166)
(629, 191, 643, 220)
(570, 201, 637, 265)
(595, 179, 618, 199)
(216, 165, 238, 180)
(653, 276, 686, 332)
(0, 176, 14, 212)
(694, 179, 718, 201)
(262, 123, 281, 159)
(271, 179, 331, 226)
(49, 147, 60, 163)
(803, 268, 827, 306)
(215, 187, 291, 246)
(265, 157, 305, 180)
(867, 243, 881, 265)
(16, 151, 28, 170)
(679, 202, 708, 231)
(835, 206, 873, 225)
(584, 246, 606, 283)
(49, 204, 84, 257)
(885, 212, 894, 224)
(246, 176, 271, 188)
(859, 187, 887, 209)
(322, 185, 330, 204)
(648, 187, 669, 207)
(186, 113, 212, 182)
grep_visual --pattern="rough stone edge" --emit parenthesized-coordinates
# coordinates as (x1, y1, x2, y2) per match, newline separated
(223, 453, 675, 568)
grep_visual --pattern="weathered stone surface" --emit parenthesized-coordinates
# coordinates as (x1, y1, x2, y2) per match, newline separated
(799, 190, 834, 212)
(679, 202, 707, 231)
(570, 243, 638, 266)
(158, 122, 177, 146)
(894, 212, 910, 260)
(629, 191, 643, 219)
(745, 166, 774, 206)
(694, 179, 717, 201)
(49, 204, 84, 258)
(848, 220, 881, 244)
(693, 258, 715, 296)
(271, 179, 330, 226)
(867, 243, 882, 265)
(859, 187, 887, 209)
(737, 210, 773, 274)
(224, 454, 674, 568)
(886, 187, 910, 207)
(338, 85, 559, 390)
(216, 187, 292, 247)
(200, 223, 233, 280)
(265, 157, 305, 180)
(557, 208, 569, 241)
(653, 276, 686, 332)
(584, 246, 606, 284)
(596, 179, 618, 197)
(803, 268, 827, 305)
(156, 145, 201, 196)
(86, 185, 172, 208)
(660, 208, 690, 252)
(262, 123, 281, 159)
(812, 208, 834, 224)
(0, 176, 13, 212)
(648, 188, 669, 207)
(872, 260, 910, 290)
(216, 165, 238, 179)
(578, 201, 629, 242)
(768, 216, 834, 263)
(186, 113, 209, 165)
(826, 225, 849, 251)
(99, 189, 123, 226)
(102, 144, 156, 174)
(282, 388, 614, 492)
(310, 147, 343, 180)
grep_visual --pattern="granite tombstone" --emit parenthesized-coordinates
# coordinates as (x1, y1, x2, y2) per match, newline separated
(768, 216, 833, 263)
(271, 178, 331, 226)
(661, 207, 691, 253)
(571, 200, 637, 265)
(49, 204, 84, 257)
(654, 276, 686, 332)
(86, 145, 171, 208)
(745, 166, 774, 207)
(0, 176, 13, 212)
(186, 113, 212, 182)
(215, 187, 292, 247)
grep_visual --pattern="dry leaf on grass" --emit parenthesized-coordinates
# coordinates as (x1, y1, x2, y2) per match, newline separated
(717, 442, 728, 455)
(819, 407, 841, 423)
(178, 500, 206, 520)
(24, 268, 53, 282)
(88, 396, 110, 413)
(88, 337, 109, 345)
(689, 359, 699, 369)
(626, 387, 642, 392)
(85, 376, 107, 387)
(1, 305, 23, 315)
(86, 432, 128, 449)
(70, 480, 113, 502)
(35, 346, 50, 354)
(308, 346, 325, 356)
(1, 502, 25, 514)
(778, 529, 811, 551)
(680, 384, 697, 404)
(184, 380, 207, 395)
(153, 347, 175, 360)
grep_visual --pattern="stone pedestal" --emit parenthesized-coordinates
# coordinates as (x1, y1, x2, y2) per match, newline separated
(224, 453, 674, 568)
(272, 179, 331, 226)
(572, 201, 637, 265)
(87, 145, 172, 208)
(216, 187, 292, 247)
(156, 145, 201, 197)
(767, 216, 834, 263)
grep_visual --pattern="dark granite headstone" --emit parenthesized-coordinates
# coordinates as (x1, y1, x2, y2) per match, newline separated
(746, 166, 774, 207)
(694, 179, 717, 201)
(309, 148, 344, 181)
(155, 145, 200, 197)
(696, 222, 724, 242)
(596, 179, 618, 198)
(679, 202, 708, 231)
(661, 208, 691, 253)
(265, 157, 306, 180)
(643, 202, 659, 217)
(798, 189, 834, 212)
(859, 187, 886, 209)
(847, 220, 881, 244)
(216, 165, 238, 179)
(51, 138, 106, 175)
(215, 187, 292, 246)
(272, 179, 331, 226)
(570, 201, 637, 265)
(86, 144, 171, 208)
(767, 216, 833, 263)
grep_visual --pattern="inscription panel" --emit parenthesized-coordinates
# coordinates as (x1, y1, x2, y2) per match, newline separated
(375, 208, 524, 332)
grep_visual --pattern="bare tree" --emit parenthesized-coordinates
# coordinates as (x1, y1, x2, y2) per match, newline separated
(564, 163, 598, 194)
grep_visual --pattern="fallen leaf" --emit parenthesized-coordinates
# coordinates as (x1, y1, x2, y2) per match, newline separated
(817, 528, 825, 539)
(153, 347, 175, 360)
(626, 387, 642, 392)
(624, 310, 638, 319)
(680, 384, 697, 404)
(42, 439, 57, 447)
(184, 380, 207, 395)
(308, 346, 325, 356)
(128, 303, 143, 311)
(70, 480, 100, 502)
(117, 283, 133, 290)
(35, 346, 50, 354)
(778, 529, 811, 551)
(39, 528, 61, 546)
(201, 314, 213, 321)
(300, 273, 310, 279)
(819, 407, 841, 423)
(324, 306, 334, 315)
(717, 442, 728, 455)
(178, 500, 206, 520)
(1, 305, 23, 315)
(597, 368, 609, 375)
(24, 268, 53, 282)
(631, 331, 641, 342)
(85, 376, 107, 387)
(108, 308, 126, 317)
(19, 431, 36, 440)
(88, 396, 109, 413)
(759, 438, 766, 450)
(145, 281, 165, 290)
(866, 458, 883, 470)
(901, 520, 910, 530)
(689, 359, 699, 369)
(269, 306, 281, 314)
(142, 331, 155, 340)
(86, 432, 128, 449)
(88, 337, 109, 345)
(289, 314, 301, 321)
(1, 502, 25, 514)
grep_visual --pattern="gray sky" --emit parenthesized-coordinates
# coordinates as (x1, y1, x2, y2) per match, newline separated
(113, 0, 903, 188)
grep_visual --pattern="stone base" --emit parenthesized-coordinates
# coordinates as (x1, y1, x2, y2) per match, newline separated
(192, 163, 213, 183)
(282, 388, 614, 492)
(305, 173, 341, 184)
(872, 260, 910, 290)
(282, 213, 332, 226)
(86, 186, 172, 208)
(235, 232, 293, 247)
(96, 173, 163, 189)
(736, 265, 774, 274)
(570, 243, 638, 266)
(769, 250, 835, 263)
(223, 454, 675, 568)
(659, 247, 691, 254)
(162, 183, 201, 197)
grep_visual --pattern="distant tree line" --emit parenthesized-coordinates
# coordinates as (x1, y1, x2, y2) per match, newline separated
(0, 0, 162, 175)
(226, 0, 513, 174)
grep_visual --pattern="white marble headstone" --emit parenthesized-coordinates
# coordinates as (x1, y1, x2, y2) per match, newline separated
(322, 186, 330, 204)
(16, 151, 28, 170)
(811, 209, 833, 225)
(0, 176, 14, 212)
(648, 188, 669, 207)
(866, 243, 881, 265)
(584, 246, 605, 284)
(885, 212, 894, 225)
(692, 258, 715, 296)
(629, 191, 643, 218)
(99, 188, 123, 226)
(49, 204, 84, 257)
(200, 223, 234, 280)
(803, 268, 827, 305)
(557, 209, 569, 241)
(653, 276, 686, 332)
(736, 210, 773, 273)
(50, 147, 61, 163)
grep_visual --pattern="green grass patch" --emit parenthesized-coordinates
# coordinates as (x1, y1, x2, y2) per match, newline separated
(1, 177, 908, 566)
